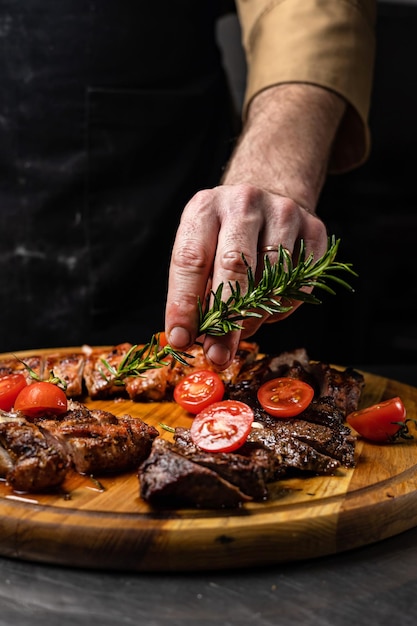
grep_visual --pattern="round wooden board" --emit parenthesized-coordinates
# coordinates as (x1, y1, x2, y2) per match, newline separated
(1, 348, 417, 572)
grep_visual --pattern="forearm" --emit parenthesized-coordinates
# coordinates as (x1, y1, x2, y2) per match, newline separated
(222, 83, 346, 211)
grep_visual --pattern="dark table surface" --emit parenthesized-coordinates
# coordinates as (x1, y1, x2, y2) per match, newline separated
(1, 363, 416, 626)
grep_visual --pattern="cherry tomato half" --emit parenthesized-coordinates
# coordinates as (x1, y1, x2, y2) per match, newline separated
(0, 373, 28, 411)
(14, 381, 68, 419)
(190, 400, 254, 453)
(174, 369, 225, 414)
(257, 377, 314, 418)
(346, 396, 407, 443)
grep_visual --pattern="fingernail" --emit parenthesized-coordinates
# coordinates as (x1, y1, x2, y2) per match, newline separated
(168, 327, 191, 349)
(207, 343, 231, 367)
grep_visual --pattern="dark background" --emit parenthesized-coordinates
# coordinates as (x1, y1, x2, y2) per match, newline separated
(220, 1, 417, 368)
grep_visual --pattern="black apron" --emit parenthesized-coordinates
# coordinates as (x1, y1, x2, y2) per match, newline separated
(0, 1, 237, 351)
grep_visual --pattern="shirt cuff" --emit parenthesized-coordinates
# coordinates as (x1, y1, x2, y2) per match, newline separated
(237, 0, 376, 172)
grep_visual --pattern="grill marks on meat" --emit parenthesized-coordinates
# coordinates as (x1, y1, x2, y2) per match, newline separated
(0, 345, 365, 508)
(245, 428, 341, 476)
(229, 351, 365, 421)
(39, 404, 158, 475)
(172, 427, 278, 500)
(0, 341, 259, 402)
(82, 341, 258, 401)
(0, 355, 43, 384)
(309, 362, 365, 416)
(82, 344, 132, 399)
(43, 352, 86, 398)
(126, 341, 259, 402)
(0, 403, 158, 493)
(254, 398, 356, 468)
(139, 350, 363, 509)
(0, 417, 69, 492)
(139, 438, 253, 509)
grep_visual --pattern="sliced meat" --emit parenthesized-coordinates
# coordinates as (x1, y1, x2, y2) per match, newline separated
(245, 427, 341, 476)
(126, 341, 259, 402)
(218, 340, 259, 385)
(82, 343, 132, 399)
(43, 351, 86, 397)
(238, 395, 356, 468)
(309, 362, 365, 416)
(173, 427, 275, 500)
(139, 438, 252, 509)
(0, 355, 43, 384)
(125, 362, 172, 402)
(229, 350, 317, 406)
(0, 418, 69, 492)
(254, 418, 356, 468)
(268, 347, 311, 372)
(39, 403, 159, 475)
(231, 348, 310, 391)
(0, 402, 158, 493)
(167, 342, 259, 389)
(258, 396, 347, 430)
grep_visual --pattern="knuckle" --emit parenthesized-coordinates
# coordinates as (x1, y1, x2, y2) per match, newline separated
(273, 198, 303, 225)
(231, 183, 264, 207)
(221, 248, 253, 278)
(302, 217, 328, 256)
(172, 241, 209, 273)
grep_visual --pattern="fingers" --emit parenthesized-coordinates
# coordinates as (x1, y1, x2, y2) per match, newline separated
(166, 186, 263, 362)
(165, 190, 219, 350)
(165, 184, 328, 369)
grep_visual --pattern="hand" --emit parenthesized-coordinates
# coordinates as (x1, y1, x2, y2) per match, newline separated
(165, 183, 328, 369)
(165, 83, 345, 369)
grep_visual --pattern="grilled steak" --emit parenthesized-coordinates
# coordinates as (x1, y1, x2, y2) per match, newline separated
(126, 341, 259, 402)
(0, 341, 260, 403)
(0, 416, 69, 492)
(229, 350, 364, 419)
(43, 352, 86, 397)
(0, 355, 43, 384)
(244, 428, 341, 475)
(37, 402, 159, 475)
(125, 366, 170, 402)
(0, 402, 158, 492)
(173, 427, 279, 500)
(0, 344, 365, 508)
(250, 416, 355, 468)
(309, 362, 365, 416)
(138, 352, 361, 509)
(139, 438, 252, 508)
(82, 343, 132, 399)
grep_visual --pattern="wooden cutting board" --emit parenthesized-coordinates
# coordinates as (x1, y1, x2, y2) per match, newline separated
(0, 348, 417, 572)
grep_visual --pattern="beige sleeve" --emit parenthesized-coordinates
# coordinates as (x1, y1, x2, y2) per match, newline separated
(235, 0, 377, 173)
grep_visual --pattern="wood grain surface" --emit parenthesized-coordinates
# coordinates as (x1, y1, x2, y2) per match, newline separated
(0, 348, 417, 572)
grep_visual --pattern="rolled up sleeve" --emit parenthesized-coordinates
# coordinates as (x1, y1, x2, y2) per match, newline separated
(236, 0, 376, 172)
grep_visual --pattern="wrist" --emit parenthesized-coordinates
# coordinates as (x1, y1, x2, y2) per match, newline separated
(222, 83, 346, 210)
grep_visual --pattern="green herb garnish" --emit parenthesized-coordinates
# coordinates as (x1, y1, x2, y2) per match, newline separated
(99, 333, 193, 384)
(198, 235, 355, 336)
(102, 235, 356, 383)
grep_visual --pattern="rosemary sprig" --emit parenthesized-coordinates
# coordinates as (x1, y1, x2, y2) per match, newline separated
(198, 235, 356, 336)
(103, 235, 356, 383)
(99, 333, 193, 384)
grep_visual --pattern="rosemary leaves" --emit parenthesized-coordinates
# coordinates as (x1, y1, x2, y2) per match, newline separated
(102, 235, 356, 383)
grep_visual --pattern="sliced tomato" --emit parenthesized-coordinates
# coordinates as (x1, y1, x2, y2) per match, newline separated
(14, 381, 68, 419)
(346, 396, 409, 443)
(0, 373, 28, 411)
(190, 400, 253, 452)
(257, 377, 314, 418)
(174, 369, 225, 414)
